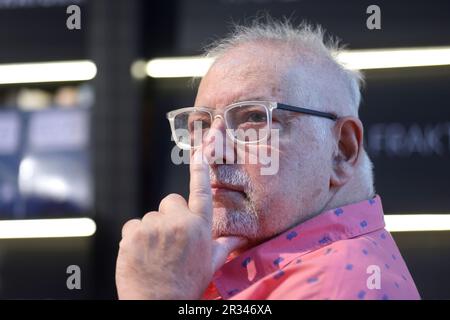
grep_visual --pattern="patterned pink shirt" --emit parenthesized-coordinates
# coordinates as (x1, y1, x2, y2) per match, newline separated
(203, 195, 420, 300)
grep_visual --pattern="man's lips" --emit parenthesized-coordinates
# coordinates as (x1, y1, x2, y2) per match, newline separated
(210, 182, 246, 195)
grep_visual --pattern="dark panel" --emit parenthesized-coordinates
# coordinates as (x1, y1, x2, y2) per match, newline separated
(176, 0, 450, 54)
(0, 0, 88, 62)
(0, 237, 93, 299)
(392, 231, 450, 299)
(362, 67, 450, 213)
(89, 0, 142, 299)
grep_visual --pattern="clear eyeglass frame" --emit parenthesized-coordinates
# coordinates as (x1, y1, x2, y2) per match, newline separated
(166, 100, 337, 150)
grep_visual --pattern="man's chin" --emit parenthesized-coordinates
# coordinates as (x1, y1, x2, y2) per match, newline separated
(212, 211, 258, 239)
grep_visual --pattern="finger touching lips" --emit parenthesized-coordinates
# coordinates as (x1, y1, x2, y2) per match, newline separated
(189, 148, 213, 220)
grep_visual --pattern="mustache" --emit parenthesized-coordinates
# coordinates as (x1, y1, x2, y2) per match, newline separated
(209, 165, 252, 192)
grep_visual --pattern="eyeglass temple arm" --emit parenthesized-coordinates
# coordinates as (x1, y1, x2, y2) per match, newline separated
(276, 103, 338, 121)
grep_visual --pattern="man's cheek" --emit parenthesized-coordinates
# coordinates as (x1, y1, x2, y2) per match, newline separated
(238, 152, 279, 180)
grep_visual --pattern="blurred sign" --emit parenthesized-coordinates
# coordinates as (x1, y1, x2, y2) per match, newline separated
(361, 71, 450, 214)
(28, 109, 89, 152)
(0, 108, 92, 218)
(367, 122, 450, 157)
(0, 112, 20, 154)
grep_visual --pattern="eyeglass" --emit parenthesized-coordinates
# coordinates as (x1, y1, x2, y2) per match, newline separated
(166, 100, 337, 150)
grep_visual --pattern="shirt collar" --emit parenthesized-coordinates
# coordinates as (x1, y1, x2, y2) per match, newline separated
(212, 195, 385, 298)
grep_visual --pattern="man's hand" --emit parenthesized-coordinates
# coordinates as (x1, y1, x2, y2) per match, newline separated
(115, 149, 247, 299)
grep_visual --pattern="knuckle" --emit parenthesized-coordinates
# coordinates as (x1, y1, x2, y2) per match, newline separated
(122, 219, 136, 230)
(142, 211, 159, 223)
(121, 219, 140, 237)
(159, 193, 186, 212)
(166, 193, 185, 202)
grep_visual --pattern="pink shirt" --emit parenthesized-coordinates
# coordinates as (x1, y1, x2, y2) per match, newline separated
(203, 195, 420, 300)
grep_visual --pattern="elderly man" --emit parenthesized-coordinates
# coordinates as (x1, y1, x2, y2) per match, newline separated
(116, 20, 420, 300)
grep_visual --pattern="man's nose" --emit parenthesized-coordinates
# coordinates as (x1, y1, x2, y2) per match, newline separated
(203, 116, 235, 165)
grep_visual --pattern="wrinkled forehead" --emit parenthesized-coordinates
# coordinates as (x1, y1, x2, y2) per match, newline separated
(195, 44, 290, 111)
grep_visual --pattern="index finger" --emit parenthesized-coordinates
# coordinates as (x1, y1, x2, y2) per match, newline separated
(188, 147, 213, 220)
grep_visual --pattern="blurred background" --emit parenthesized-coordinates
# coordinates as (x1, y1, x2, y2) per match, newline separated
(0, 0, 449, 299)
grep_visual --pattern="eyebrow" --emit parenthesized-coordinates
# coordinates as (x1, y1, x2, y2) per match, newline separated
(229, 96, 270, 104)
(231, 97, 296, 122)
(194, 96, 268, 108)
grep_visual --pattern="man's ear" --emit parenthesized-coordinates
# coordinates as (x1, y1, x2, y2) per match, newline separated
(330, 116, 364, 188)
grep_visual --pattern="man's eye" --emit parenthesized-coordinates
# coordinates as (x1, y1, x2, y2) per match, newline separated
(244, 112, 267, 123)
(188, 118, 210, 131)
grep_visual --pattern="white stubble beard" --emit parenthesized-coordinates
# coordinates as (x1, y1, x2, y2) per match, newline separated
(209, 165, 262, 239)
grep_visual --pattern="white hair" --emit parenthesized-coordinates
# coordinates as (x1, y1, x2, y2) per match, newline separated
(204, 18, 363, 113)
(202, 17, 375, 197)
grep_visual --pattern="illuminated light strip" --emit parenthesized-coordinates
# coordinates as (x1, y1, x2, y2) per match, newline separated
(339, 47, 450, 70)
(146, 56, 215, 78)
(0, 60, 97, 84)
(385, 214, 450, 232)
(0, 218, 96, 239)
(145, 46, 450, 78)
(0, 214, 447, 238)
